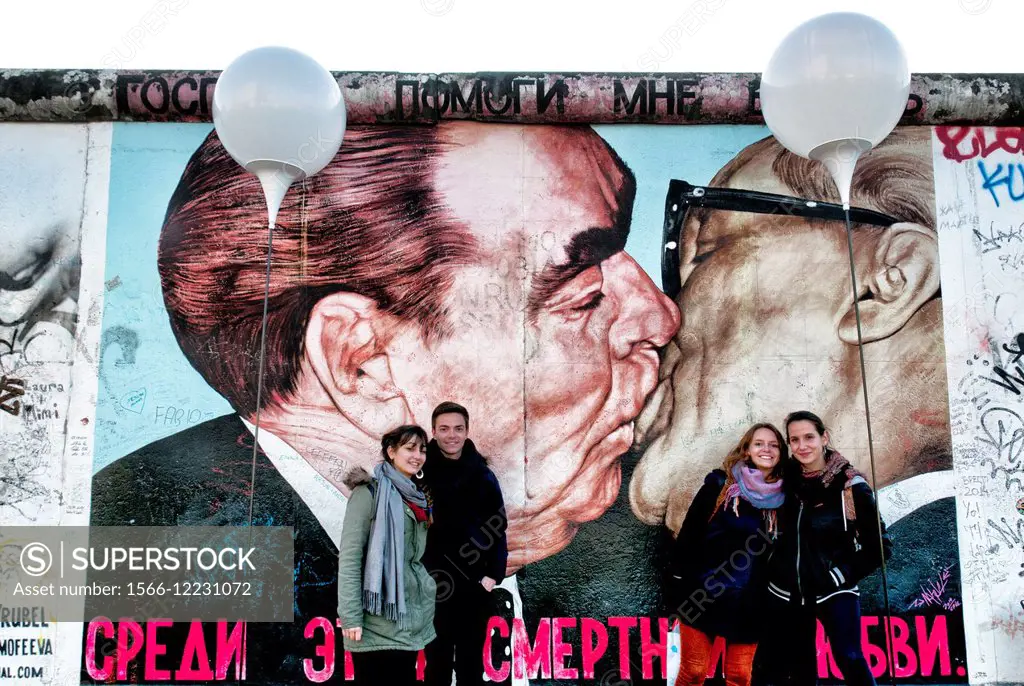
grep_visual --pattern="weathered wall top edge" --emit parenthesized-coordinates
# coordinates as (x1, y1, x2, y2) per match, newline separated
(0, 68, 1021, 125)
(6, 68, 1021, 76)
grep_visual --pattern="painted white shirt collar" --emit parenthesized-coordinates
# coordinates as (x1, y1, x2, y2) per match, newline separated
(239, 418, 348, 550)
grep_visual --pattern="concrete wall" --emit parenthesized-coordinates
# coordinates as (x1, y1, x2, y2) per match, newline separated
(0, 70, 1023, 685)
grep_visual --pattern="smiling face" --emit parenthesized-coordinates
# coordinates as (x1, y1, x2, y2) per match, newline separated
(746, 427, 781, 474)
(385, 123, 680, 569)
(433, 412, 468, 459)
(388, 438, 428, 479)
(787, 420, 829, 472)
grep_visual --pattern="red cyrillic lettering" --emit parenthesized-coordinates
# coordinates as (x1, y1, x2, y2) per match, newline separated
(917, 615, 952, 677)
(513, 618, 552, 680)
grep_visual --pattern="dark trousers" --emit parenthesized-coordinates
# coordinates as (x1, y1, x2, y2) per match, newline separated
(755, 592, 876, 686)
(424, 584, 489, 686)
(350, 649, 419, 686)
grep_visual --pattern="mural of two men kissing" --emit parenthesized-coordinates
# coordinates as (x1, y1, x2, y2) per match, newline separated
(85, 121, 965, 684)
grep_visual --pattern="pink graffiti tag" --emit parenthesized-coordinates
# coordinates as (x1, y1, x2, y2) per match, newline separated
(909, 564, 960, 611)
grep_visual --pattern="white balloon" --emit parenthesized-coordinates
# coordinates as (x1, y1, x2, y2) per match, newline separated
(760, 12, 910, 205)
(213, 46, 346, 226)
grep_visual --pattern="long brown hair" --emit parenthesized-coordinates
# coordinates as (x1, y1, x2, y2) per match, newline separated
(714, 422, 788, 512)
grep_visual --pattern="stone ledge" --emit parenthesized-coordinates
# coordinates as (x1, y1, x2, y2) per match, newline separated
(1, 69, 1021, 125)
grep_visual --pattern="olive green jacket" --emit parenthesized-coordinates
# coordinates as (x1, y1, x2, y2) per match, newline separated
(336, 480, 437, 653)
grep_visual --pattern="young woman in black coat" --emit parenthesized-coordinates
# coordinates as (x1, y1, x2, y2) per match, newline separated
(758, 410, 893, 686)
(668, 422, 788, 686)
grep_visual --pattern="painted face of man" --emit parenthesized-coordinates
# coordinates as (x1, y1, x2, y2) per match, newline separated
(631, 134, 947, 535)
(386, 124, 680, 570)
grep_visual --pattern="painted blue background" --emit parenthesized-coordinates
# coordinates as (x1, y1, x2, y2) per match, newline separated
(594, 125, 770, 280)
(93, 122, 770, 472)
(95, 122, 229, 472)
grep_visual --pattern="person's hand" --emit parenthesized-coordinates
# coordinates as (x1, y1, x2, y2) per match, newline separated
(480, 576, 497, 592)
(341, 627, 362, 641)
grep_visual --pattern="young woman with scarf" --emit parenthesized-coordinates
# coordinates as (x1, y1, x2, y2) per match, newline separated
(758, 410, 893, 686)
(337, 425, 436, 686)
(668, 423, 788, 686)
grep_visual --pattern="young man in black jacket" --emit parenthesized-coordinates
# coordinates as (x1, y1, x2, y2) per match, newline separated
(422, 401, 509, 686)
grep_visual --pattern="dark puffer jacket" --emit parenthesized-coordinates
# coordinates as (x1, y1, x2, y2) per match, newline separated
(766, 453, 893, 605)
(421, 438, 508, 590)
(667, 469, 780, 643)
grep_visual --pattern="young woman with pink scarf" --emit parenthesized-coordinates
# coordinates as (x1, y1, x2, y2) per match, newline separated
(667, 423, 789, 686)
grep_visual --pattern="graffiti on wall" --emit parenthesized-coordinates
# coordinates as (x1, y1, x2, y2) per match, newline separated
(0, 122, 112, 686)
(0, 124, 89, 524)
(933, 125, 1024, 685)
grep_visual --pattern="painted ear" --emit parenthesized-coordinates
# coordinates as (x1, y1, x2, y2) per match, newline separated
(838, 223, 939, 344)
(304, 292, 412, 436)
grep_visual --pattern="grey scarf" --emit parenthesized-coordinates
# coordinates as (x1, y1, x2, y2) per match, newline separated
(362, 461, 429, 629)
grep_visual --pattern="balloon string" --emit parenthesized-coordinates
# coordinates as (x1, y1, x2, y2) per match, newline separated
(843, 206, 897, 686)
(247, 219, 274, 536)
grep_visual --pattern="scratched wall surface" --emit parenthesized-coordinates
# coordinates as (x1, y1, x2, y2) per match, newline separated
(2, 120, 1023, 686)
(933, 127, 1024, 685)
(2, 70, 1024, 126)
(0, 122, 112, 686)
(0, 123, 111, 526)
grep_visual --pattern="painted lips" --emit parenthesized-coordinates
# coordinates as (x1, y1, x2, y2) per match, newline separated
(599, 421, 634, 455)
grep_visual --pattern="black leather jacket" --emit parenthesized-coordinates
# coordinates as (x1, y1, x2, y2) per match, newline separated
(766, 464, 892, 605)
